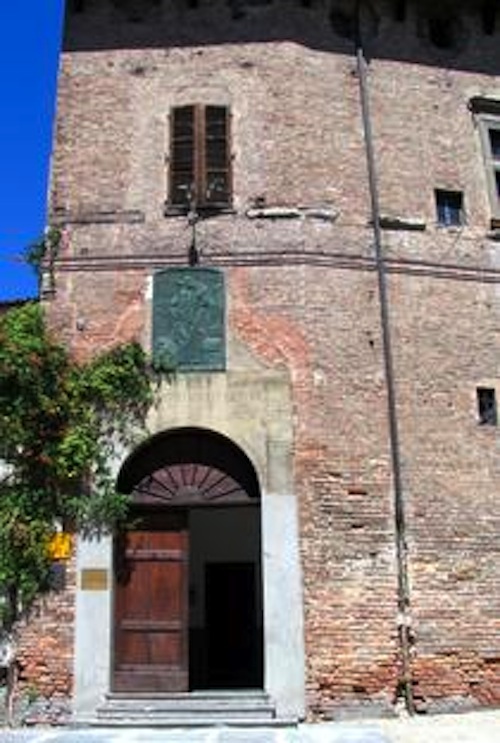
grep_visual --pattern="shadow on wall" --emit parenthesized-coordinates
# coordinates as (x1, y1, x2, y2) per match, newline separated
(64, 0, 500, 75)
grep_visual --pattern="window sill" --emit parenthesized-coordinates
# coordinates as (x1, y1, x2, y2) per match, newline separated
(434, 223, 466, 232)
(51, 209, 145, 225)
(246, 205, 339, 222)
(469, 97, 500, 116)
(377, 215, 426, 231)
(486, 228, 500, 241)
(163, 203, 235, 218)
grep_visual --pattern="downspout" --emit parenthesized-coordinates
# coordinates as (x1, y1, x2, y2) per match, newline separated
(354, 1, 415, 714)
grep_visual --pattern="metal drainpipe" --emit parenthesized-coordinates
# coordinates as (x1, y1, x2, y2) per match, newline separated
(354, 2, 415, 714)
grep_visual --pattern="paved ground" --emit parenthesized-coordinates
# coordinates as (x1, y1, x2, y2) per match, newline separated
(0, 709, 498, 742)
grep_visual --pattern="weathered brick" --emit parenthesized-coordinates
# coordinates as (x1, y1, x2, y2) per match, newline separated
(19, 0, 500, 718)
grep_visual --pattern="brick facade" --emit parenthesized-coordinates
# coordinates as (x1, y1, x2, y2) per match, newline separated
(21, 0, 500, 719)
(16, 554, 76, 702)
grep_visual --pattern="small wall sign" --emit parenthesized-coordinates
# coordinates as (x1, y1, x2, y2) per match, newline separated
(80, 568, 109, 591)
(47, 533, 72, 560)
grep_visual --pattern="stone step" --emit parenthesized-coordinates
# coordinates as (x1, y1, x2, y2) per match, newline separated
(87, 717, 294, 728)
(95, 691, 278, 726)
(98, 709, 276, 722)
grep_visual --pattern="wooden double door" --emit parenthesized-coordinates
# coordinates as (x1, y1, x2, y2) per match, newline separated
(112, 509, 262, 693)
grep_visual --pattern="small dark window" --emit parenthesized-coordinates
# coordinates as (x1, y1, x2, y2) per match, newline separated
(169, 105, 231, 211)
(481, 0, 496, 35)
(487, 127, 500, 210)
(435, 189, 464, 226)
(477, 387, 497, 425)
(490, 129, 500, 159)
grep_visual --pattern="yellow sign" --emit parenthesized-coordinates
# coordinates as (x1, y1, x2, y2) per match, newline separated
(47, 533, 72, 561)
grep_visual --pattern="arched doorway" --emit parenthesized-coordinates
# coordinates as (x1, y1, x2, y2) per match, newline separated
(112, 428, 263, 693)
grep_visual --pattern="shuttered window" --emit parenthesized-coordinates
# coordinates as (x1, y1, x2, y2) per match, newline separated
(481, 120, 500, 224)
(471, 98, 500, 227)
(169, 105, 231, 210)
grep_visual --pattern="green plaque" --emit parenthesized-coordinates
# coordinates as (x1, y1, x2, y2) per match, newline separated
(153, 268, 225, 371)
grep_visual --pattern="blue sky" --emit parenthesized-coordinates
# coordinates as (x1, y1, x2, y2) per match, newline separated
(0, 1, 64, 301)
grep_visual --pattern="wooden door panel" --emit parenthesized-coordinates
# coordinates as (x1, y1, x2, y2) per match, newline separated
(113, 511, 189, 692)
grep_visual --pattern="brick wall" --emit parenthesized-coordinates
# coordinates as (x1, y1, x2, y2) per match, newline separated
(16, 553, 75, 705)
(34, 0, 500, 716)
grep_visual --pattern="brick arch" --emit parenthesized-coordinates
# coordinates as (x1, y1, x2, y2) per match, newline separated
(116, 426, 261, 505)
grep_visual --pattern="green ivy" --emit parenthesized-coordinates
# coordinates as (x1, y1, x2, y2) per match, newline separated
(0, 303, 152, 627)
(25, 228, 61, 270)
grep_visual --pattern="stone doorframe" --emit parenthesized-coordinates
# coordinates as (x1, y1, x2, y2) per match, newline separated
(72, 371, 305, 721)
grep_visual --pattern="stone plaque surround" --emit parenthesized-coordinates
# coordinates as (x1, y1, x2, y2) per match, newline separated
(73, 367, 305, 721)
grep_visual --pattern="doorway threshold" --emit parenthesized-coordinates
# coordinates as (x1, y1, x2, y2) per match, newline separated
(91, 690, 288, 727)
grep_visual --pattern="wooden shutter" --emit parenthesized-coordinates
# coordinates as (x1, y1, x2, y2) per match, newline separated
(170, 105, 195, 207)
(204, 105, 231, 207)
(489, 128, 500, 207)
(169, 105, 231, 209)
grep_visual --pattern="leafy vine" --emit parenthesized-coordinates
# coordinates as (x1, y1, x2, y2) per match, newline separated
(24, 228, 61, 292)
(0, 303, 152, 629)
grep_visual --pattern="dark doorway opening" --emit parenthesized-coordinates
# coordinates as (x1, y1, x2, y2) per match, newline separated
(187, 504, 263, 691)
(204, 562, 263, 689)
